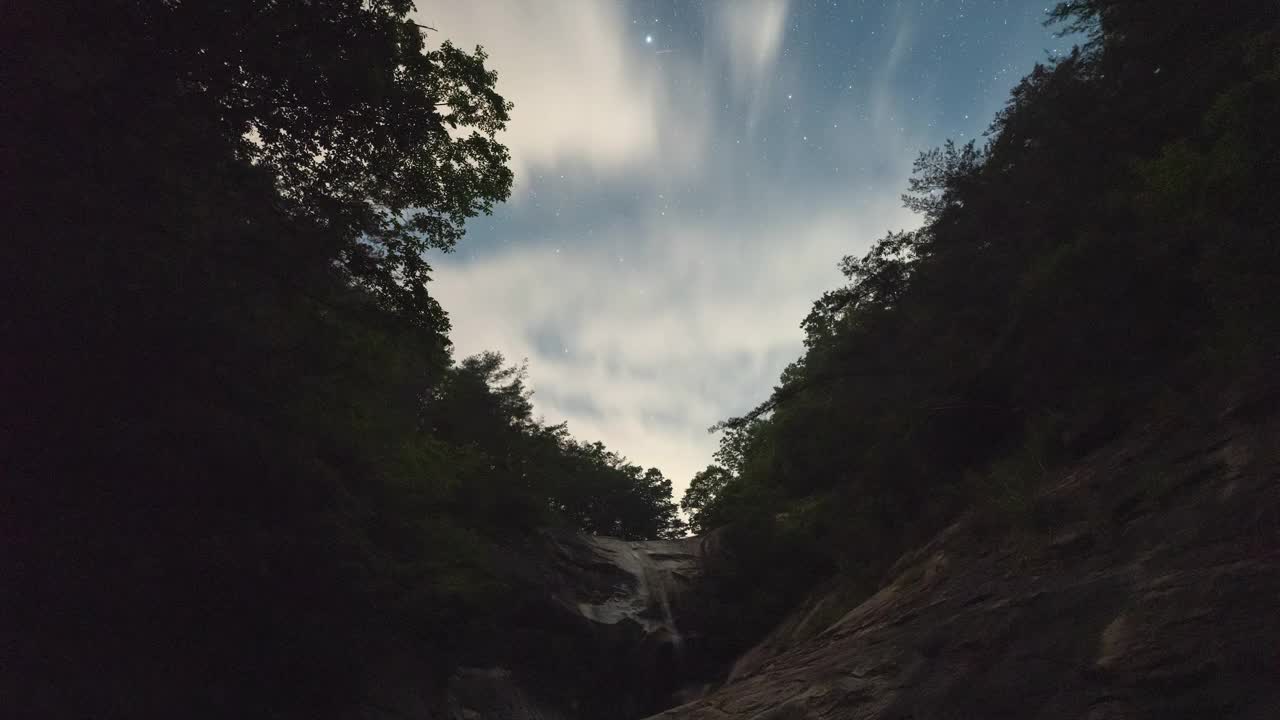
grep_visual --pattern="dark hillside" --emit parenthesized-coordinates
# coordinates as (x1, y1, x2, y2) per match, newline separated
(681, 0, 1280, 662)
(3, 3, 678, 717)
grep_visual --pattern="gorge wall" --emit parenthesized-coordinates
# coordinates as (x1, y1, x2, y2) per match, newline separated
(647, 384, 1280, 719)
(362, 383, 1279, 720)
(436, 531, 720, 719)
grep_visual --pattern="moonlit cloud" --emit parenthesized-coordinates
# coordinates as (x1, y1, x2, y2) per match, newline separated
(422, 1, 1075, 496)
(716, 0, 789, 97)
(435, 199, 916, 487)
(416, 1, 708, 185)
(445, 215, 892, 373)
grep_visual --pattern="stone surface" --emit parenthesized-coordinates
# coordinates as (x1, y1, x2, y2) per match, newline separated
(442, 532, 715, 720)
(645, 398, 1280, 720)
(446, 668, 567, 720)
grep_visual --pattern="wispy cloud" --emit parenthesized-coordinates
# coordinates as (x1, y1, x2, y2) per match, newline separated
(434, 199, 913, 487)
(417, 1, 708, 187)
(715, 0, 789, 97)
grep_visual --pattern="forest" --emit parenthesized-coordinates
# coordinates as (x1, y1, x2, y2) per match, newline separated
(7, 2, 678, 716)
(680, 0, 1280, 653)
(6, 0, 1279, 718)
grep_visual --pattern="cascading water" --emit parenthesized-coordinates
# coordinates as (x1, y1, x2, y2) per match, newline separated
(444, 531, 710, 720)
(573, 536, 699, 651)
(641, 550, 684, 651)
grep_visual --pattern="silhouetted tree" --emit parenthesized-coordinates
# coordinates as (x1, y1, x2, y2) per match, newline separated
(681, 466, 733, 535)
(4, 2, 677, 718)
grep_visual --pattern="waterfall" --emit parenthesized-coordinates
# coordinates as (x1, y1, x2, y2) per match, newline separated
(574, 536, 697, 652)
(639, 546, 684, 650)
(450, 530, 709, 719)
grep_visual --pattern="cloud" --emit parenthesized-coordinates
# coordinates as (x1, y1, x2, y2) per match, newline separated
(415, 1, 990, 501)
(714, 0, 790, 97)
(416, 1, 707, 187)
(432, 198, 915, 494)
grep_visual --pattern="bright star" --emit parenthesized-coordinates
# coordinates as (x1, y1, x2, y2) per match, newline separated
(645, 34, 653, 44)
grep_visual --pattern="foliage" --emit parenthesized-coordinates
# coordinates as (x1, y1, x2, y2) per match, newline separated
(427, 353, 685, 540)
(150, 0, 514, 327)
(5, 2, 677, 718)
(681, 465, 733, 535)
(690, 512, 833, 667)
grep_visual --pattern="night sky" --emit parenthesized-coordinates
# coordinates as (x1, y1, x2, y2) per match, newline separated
(417, 1, 1076, 494)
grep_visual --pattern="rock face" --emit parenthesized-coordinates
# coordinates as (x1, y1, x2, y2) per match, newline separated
(647, 391, 1280, 719)
(444, 532, 713, 720)
(548, 533, 701, 643)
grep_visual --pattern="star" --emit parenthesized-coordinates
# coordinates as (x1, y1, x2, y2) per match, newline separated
(645, 34, 653, 44)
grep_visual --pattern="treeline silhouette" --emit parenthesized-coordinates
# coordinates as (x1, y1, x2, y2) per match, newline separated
(682, 0, 1280, 658)
(5, 2, 678, 717)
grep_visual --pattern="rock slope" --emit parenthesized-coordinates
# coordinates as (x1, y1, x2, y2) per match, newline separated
(443, 532, 711, 719)
(648, 389, 1280, 719)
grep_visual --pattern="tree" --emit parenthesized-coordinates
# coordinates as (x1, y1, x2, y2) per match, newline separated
(5, 2, 517, 717)
(681, 466, 733, 535)
(901, 140, 985, 223)
(422, 352, 685, 540)
(144, 0, 515, 328)
(637, 467, 686, 539)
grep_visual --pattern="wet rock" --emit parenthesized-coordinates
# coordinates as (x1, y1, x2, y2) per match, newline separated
(439, 532, 716, 720)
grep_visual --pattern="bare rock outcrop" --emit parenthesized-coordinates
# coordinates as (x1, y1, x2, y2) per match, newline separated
(647, 393, 1280, 720)
(443, 532, 714, 720)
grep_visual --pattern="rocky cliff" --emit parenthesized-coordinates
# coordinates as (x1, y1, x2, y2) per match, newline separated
(647, 386, 1280, 719)
(440, 531, 716, 719)
(364, 385, 1278, 720)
